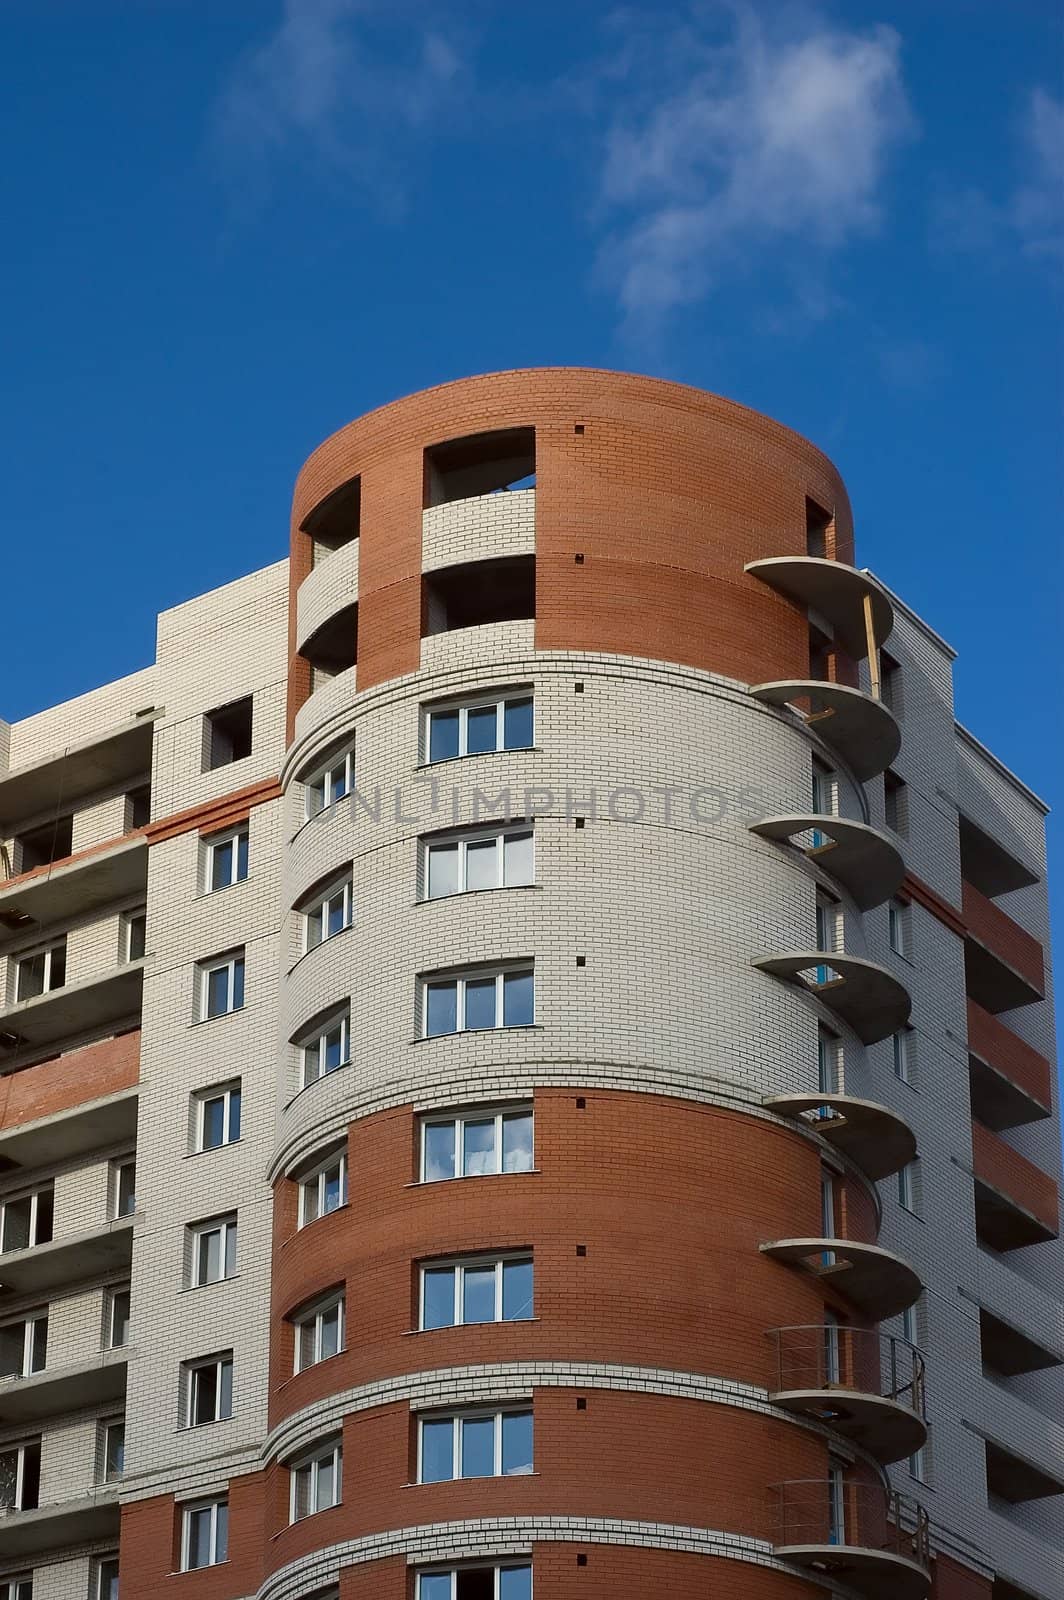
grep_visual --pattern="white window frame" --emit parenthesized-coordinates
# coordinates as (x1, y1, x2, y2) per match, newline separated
(105, 1285, 130, 1349)
(889, 898, 910, 957)
(93, 1556, 120, 1600)
(14, 938, 67, 1001)
(293, 1290, 346, 1374)
(305, 749, 354, 818)
(0, 1310, 47, 1378)
(180, 1496, 228, 1571)
(0, 1439, 40, 1511)
(897, 1160, 918, 1214)
(421, 965, 534, 1037)
(420, 1106, 534, 1182)
(111, 1157, 136, 1219)
(417, 1406, 533, 1482)
(302, 877, 353, 952)
(289, 1436, 342, 1521)
(193, 1080, 242, 1152)
(892, 1028, 912, 1084)
(424, 691, 534, 764)
(2, 1576, 33, 1600)
(423, 826, 534, 900)
(416, 1566, 533, 1600)
(188, 1214, 238, 1287)
(419, 1253, 534, 1330)
(297, 1150, 348, 1228)
(122, 907, 146, 962)
(185, 1352, 234, 1427)
(205, 826, 249, 892)
(0, 1185, 53, 1253)
(199, 949, 245, 1020)
(99, 1417, 125, 1482)
(300, 1009, 351, 1088)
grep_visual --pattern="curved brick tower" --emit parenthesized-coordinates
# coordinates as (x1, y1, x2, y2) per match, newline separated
(0, 371, 1059, 1600)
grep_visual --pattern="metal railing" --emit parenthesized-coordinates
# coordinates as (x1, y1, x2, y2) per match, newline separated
(772, 1479, 930, 1570)
(769, 1325, 926, 1419)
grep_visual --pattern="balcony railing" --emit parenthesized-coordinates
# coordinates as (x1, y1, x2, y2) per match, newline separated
(771, 1326, 925, 1415)
(772, 1480, 930, 1597)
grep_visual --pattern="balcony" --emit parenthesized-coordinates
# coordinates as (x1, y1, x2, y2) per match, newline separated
(750, 815, 904, 911)
(772, 1481, 930, 1598)
(0, 1346, 127, 1426)
(963, 882, 1044, 1013)
(752, 952, 911, 1046)
(296, 535, 359, 655)
(972, 1122, 1059, 1250)
(968, 1000, 1053, 1130)
(0, 1087, 138, 1175)
(763, 1093, 916, 1182)
(959, 813, 1039, 898)
(745, 558, 894, 660)
(749, 681, 901, 783)
(986, 1438, 1064, 1504)
(0, 835, 146, 929)
(768, 1326, 927, 1464)
(0, 1486, 119, 1561)
(0, 1215, 133, 1300)
(0, 960, 145, 1055)
(0, 1032, 139, 1174)
(0, 716, 155, 833)
(760, 1238, 922, 1320)
(980, 1306, 1063, 1378)
(422, 486, 535, 574)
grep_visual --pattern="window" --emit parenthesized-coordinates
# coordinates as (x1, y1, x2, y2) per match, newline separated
(0, 1186, 53, 1252)
(422, 966, 534, 1038)
(206, 828, 248, 891)
(16, 815, 72, 872)
(300, 1009, 351, 1088)
(2, 1577, 33, 1600)
(105, 1285, 130, 1348)
(111, 1158, 136, 1218)
(880, 651, 902, 716)
(889, 898, 910, 957)
(424, 427, 535, 506)
(817, 1027, 840, 1097)
(884, 770, 907, 836)
(815, 892, 840, 952)
(94, 1558, 119, 1600)
(425, 693, 533, 764)
(828, 1460, 846, 1543)
(417, 1567, 532, 1600)
(305, 748, 353, 817)
(909, 1442, 929, 1482)
(303, 878, 352, 951)
(99, 1418, 125, 1481)
(897, 1161, 920, 1215)
(820, 1170, 837, 1265)
(203, 697, 252, 770)
(425, 828, 534, 899)
(805, 498, 831, 559)
(0, 1312, 47, 1378)
(199, 950, 245, 1019)
(185, 1353, 233, 1426)
(123, 909, 146, 962)
(188, 1214, 238, 1287)
(193, 1080, 242, 1151)
(419, 1408, 533, 1482)
(126, 783, 152, 830)
(293, 1291, 345, 1373)
(0, 1439, 40, 1511)
(893, 1027, 913, 1085)
(181, 1496, 228, 1570)
(290, 1437, 342, 1521)
(420, 1255, 533, 1330)
(298, 1150, 348, 1227)
(421, 1107, 533, 1182)
(14, 939, 67, 1001)
(810, 760, 836, 848)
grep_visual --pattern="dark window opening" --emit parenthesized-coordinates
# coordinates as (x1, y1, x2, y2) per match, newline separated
(880, 650, 903, 715)
(809, 624, 832, 683)
(884, 770, 908, 836)
(303, 475, 361, 564)
(16, 815, 73, 872)
(125, 785, 151, 831)
(424, 428, 536, 507)
(806, 498, 832, 559)
(203, 699, 253, 772)
(454, 1572, 496, 1600)
(300, 604, 358, 690)
(422, 556, 535, 637)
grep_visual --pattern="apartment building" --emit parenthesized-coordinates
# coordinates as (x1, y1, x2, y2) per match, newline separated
(0, 368, 1059, 1600)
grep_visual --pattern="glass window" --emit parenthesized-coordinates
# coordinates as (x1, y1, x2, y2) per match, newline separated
(425, 693, 534, 764)
(106, 1287, 130, 1349)
(0, 1440, 40, 1511)
(298, 1151, 348, 1227)
(306, 749, 353, 816)
(112, 1159, 136, 1218)
(15, 939, 66, 1001)
(893, 1028, 913, 1084)
(889, 898, 910, 956)
(182, 1497, 228, 1570)
(201, 951, 245, 1018)
(101, 1419, 125, 1480)
(124, 910, 146, 962)
(0, 1313, 47, 1378)
(422, 967, 534, 1037)
(195, 1081, 242, 1151)
(189, 1215, 238, 1286)
(1, 1578, 33, 1600)
(421, 1108, 533, 1182)
(303, 879, 352, 951)
(417, 1567, 532, 1600)
(290, 1438, 342, 1521)
(293, 1292, 345, 1373)
(94, 1558, 119, 1600)
(207, 828, 249, 891)
(425, 828, 534, 899)
(419, 1409, 533, 1482)
(186, 1355, 233, 1426)
(301, 1010, 351, 1087)
(420, 1256, 533, 1329)
(1, 1186, 54, 1253)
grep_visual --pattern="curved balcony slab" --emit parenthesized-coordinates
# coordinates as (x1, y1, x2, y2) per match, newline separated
(296, 538, 360, 655)
(752, 951, 911, 1045)
(772, 1483, 930, 1599)
(769, 1325, 926, 1465)
(760, 1237, 923, 1320)
(750, 681, 901, 782)
(764, 1093, 916, 1182)
(745, 557, 894, 658)
(292, 665, 358, 750)
(750, 814, 904, 910)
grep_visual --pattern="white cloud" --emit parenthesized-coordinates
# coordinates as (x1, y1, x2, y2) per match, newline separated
(594, 5, 913, 323)
(214, 0, 463, 198)
(1012, 89, 1064, 261)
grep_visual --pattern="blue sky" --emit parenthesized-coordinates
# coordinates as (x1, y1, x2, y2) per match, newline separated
(1, 3, 1061, 897)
